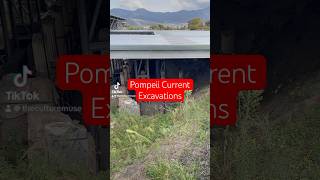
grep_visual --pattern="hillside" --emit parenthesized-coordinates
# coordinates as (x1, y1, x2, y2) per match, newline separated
(111, 7, 210, 26)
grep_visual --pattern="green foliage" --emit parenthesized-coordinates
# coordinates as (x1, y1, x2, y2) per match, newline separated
(146, 160, 196, 180)
(150, 24, 178, 30)
(211, 91, 320, 179)
(127, 19, 209, 30)
(150, 24, 165, 30)
(184, 90, 193, 105)
(111, 109, 174, 172)
(238, 91, 263, 122)
(188, 18, 205, 30)
(111, 89, 210, 177)
(127, 26, 145, 30)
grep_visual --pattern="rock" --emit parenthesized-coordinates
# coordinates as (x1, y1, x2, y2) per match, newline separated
(44, 121, 96, 172)
(140, 102, 165, 116)
(0, 75, 96, 172)
(118, 96, 140, 115)
(0, 75, 58, 146)
(27, 111, 96, 172)
(27, 111, 72, 144)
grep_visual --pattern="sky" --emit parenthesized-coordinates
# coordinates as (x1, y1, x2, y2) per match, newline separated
(110, 0, 210, 12)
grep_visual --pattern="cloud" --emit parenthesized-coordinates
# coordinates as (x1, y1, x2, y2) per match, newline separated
(116, 0, 144, 10)
(111, 0, 210, 12)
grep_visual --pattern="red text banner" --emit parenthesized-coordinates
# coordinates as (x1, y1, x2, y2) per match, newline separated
(128, 79, 194, 102)
(210, 55, 267, 127)
(56, 55, 110, 126)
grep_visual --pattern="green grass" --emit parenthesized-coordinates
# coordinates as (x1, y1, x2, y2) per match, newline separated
(111, 89, 210, 178)
(110, 109, 174, 172)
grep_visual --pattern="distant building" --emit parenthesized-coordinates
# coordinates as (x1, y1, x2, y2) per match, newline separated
(110, 15, 126, 30)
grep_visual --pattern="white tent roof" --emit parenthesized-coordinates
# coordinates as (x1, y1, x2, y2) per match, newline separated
(110, 30, 210, 59)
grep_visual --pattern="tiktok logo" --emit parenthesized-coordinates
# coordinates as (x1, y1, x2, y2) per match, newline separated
(14, 65, 32, 87)
(114, 82, 120, 90)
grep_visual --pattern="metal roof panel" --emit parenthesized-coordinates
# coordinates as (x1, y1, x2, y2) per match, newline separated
(110, 30, 210, 51)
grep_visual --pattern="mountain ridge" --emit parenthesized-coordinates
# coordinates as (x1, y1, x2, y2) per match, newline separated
(111, 7, 210, 26)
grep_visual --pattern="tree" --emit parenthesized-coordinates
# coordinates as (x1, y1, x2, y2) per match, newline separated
(188, 18, 204, 30)
(150, 24, 175, 30)
(127, 26, 144, 30)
